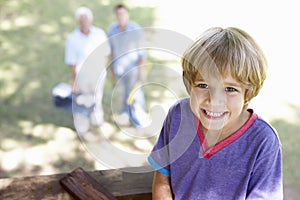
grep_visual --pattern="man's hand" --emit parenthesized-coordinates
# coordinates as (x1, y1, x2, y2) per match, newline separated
(72, 81, 80, 94)
(138, 59, 146, 83)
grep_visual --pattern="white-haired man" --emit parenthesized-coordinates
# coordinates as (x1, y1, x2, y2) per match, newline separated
(65, 7, 110, 131)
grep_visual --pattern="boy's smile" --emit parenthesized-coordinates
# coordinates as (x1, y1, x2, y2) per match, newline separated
(202, 109, 228, 119)
(190, 73, 250, 138)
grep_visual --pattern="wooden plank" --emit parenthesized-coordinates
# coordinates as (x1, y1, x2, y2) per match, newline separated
(60, 167, 117, 200)
(0, 166, 153, 200)
(117, 193, 152, 200)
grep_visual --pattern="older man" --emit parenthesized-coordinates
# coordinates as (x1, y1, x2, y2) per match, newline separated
(65, 7, 110, 131)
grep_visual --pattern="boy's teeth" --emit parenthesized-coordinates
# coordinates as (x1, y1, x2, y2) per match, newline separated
(206, 111, 224, 117)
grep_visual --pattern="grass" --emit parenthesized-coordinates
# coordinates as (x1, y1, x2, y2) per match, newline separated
(0, 0, 157, 177)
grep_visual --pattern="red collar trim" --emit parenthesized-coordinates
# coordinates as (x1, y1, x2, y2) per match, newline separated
(194, 109, 258, 158)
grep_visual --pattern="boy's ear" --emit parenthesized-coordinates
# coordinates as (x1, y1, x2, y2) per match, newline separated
(243, 100, 250, 110)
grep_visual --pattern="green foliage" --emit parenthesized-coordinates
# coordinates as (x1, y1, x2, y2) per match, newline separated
(0, 0, 156, 126)
(0, 0, 156, 177)
(271, 104, 300, 193)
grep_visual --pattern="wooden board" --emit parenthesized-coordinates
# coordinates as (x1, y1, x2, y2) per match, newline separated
(60, 167, 117, 200)
(0, 166, 153, 200)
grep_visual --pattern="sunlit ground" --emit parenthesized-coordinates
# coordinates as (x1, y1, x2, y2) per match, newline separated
(0, 55, 186, 177)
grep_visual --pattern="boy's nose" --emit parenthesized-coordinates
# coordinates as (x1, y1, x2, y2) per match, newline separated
(208, 90, 226, 106)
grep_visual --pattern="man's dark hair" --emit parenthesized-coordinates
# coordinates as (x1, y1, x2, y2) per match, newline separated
(114, 4, 128, 11)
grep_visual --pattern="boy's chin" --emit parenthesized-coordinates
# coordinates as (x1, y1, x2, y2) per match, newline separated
(201, 120, 226, 132)
(204, 126, 224, 132)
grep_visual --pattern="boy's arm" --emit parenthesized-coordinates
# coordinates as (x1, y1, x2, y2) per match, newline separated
(247, 147, 283, 200)
(152, 171, 173, 200)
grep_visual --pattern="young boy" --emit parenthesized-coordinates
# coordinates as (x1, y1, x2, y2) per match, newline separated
(148, 27, 283, 200)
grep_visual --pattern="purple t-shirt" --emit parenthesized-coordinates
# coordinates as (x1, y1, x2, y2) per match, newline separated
(148, 98, 283, 200)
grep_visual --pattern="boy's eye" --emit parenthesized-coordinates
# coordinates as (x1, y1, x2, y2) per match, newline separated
(225, 87, 237, 92)
(196, 83, 208, 89)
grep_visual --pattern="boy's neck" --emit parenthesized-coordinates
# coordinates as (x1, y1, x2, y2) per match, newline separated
(202, 110, 251, 148)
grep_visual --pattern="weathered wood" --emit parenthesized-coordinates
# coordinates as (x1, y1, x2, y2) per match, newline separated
(60, 167, 117, 200)
(117, 193, 152, 200)
(0, 166, 153, 200)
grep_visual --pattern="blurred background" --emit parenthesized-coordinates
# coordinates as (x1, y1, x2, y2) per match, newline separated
(0, 0, 299, 198)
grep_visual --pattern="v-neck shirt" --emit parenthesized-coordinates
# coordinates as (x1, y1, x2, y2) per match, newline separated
(194, 109, 257, 158)
(148, 98, 283, 199)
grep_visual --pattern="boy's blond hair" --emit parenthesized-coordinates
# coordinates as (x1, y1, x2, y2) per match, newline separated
(182, 27, 268, 108)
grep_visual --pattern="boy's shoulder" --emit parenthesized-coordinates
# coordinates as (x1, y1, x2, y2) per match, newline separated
(248, 114, 281, 149)
(168, 98, 190, 114)
(253, 115, 278, 136)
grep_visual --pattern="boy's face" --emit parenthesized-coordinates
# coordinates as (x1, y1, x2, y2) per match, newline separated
(190, 73, 248, 134)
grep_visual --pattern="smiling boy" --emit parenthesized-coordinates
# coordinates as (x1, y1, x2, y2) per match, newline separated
(148, 27, 283, 199)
